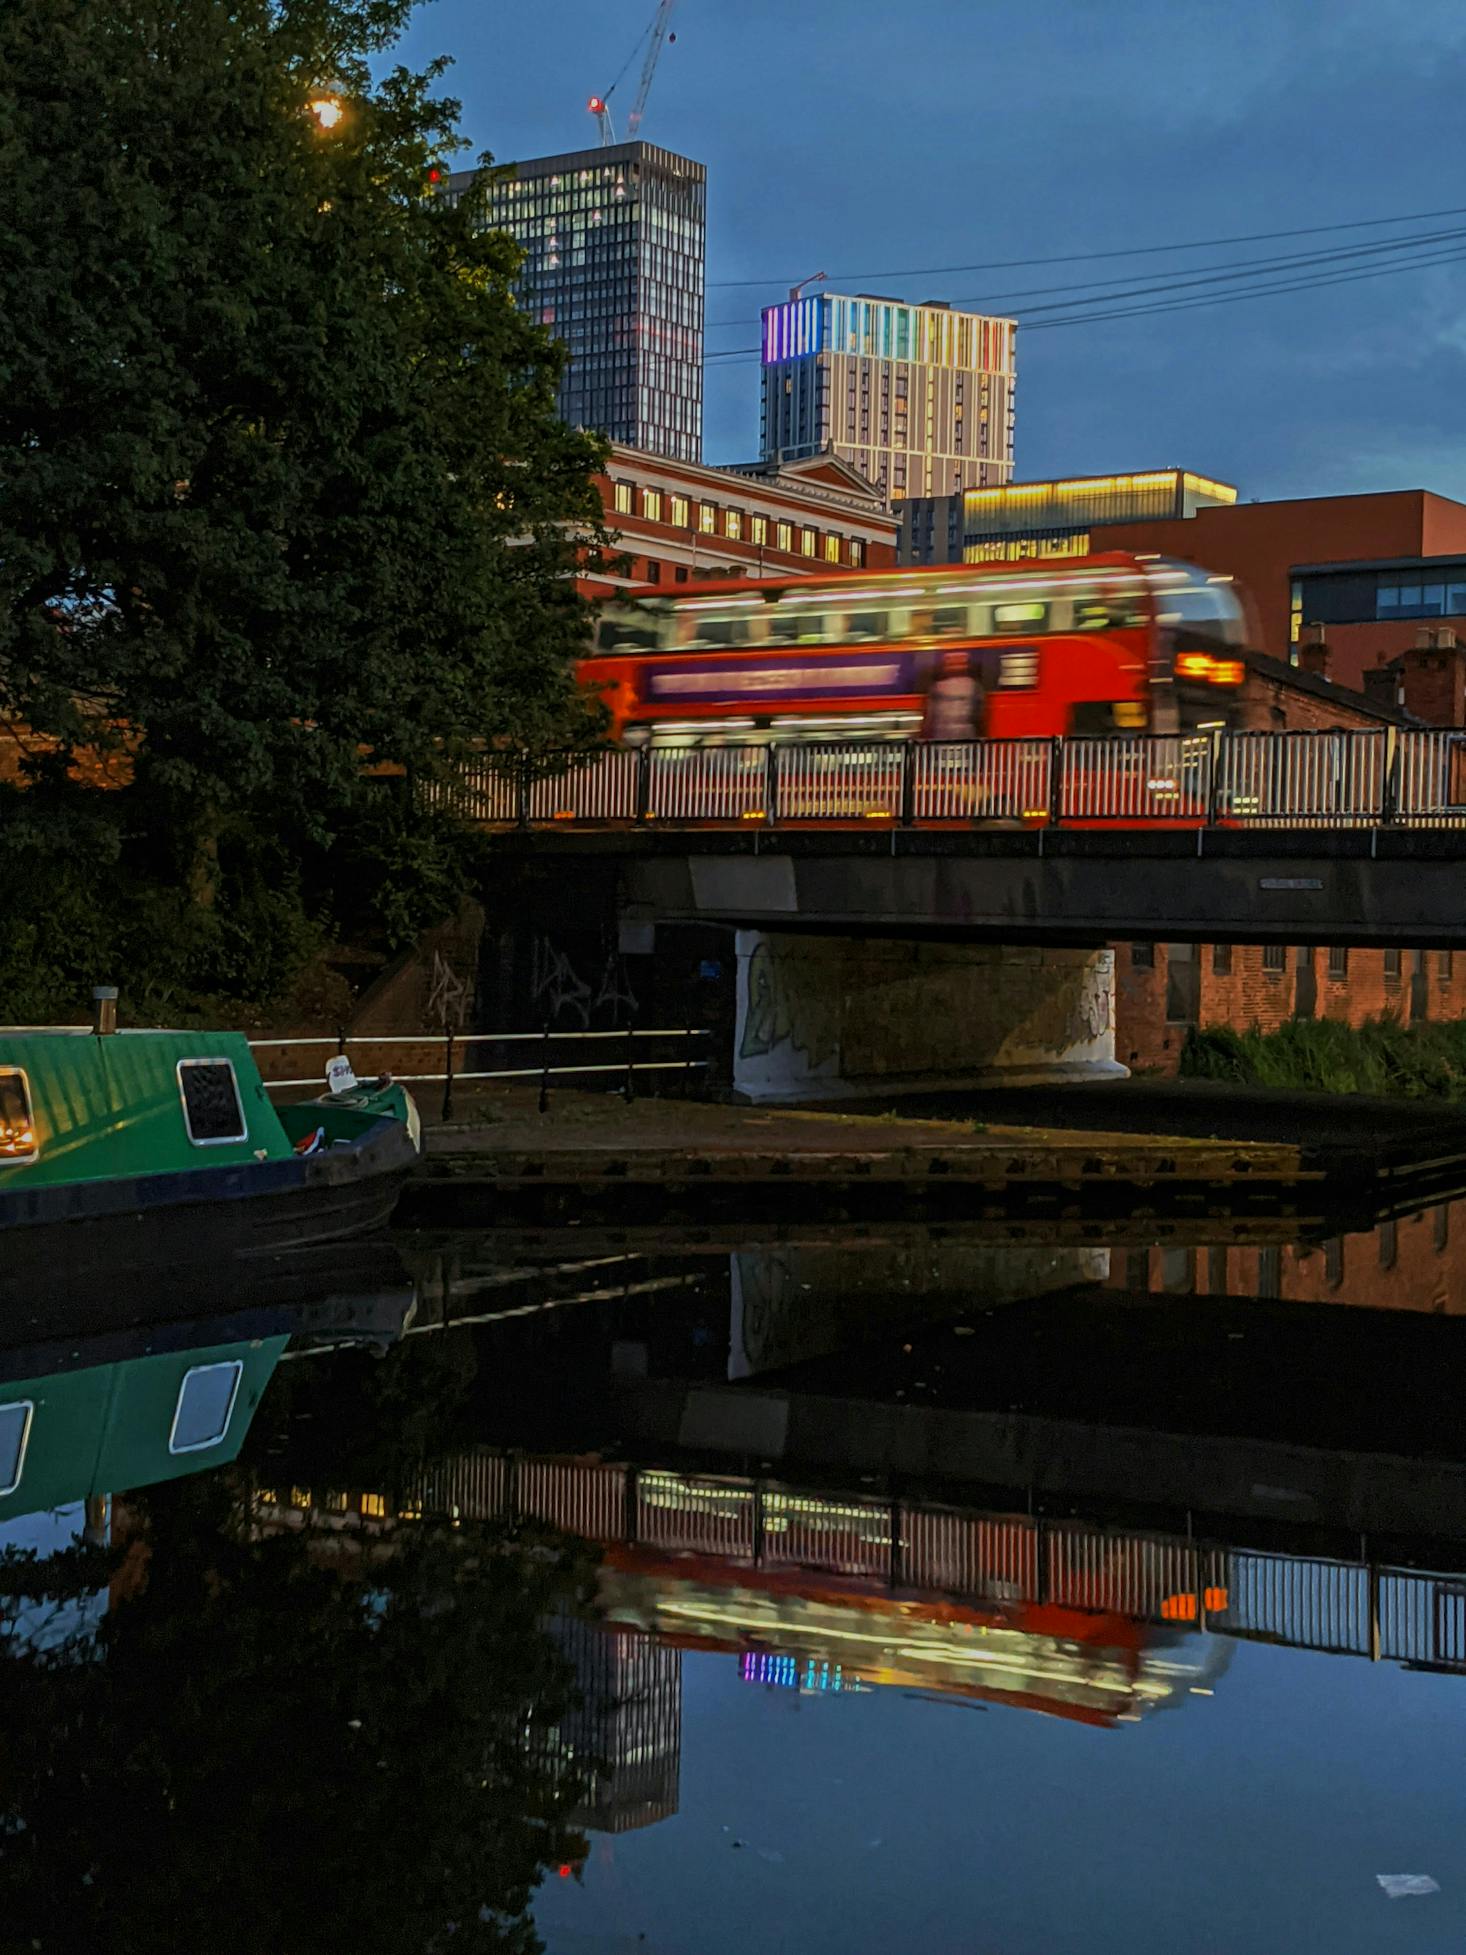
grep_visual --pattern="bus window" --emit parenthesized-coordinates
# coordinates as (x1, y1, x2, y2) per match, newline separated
(845, 611, 887, 641)
(695, 617, 749, 648)
(998, 647, 1039, 689)
(789, 613, 828, 644)
(994, 601, 1048, 633)
(596, 611, 662, 652)
(910, 606, 968, 638)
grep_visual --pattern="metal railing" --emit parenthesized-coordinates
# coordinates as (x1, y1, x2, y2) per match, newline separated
(437, 729, 1466, 831)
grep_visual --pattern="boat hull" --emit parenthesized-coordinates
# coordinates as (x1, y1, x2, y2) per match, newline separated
(0, 1114, 417, 1282)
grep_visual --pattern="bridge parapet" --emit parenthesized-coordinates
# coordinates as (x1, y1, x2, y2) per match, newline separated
(435, 728, 1466, 833)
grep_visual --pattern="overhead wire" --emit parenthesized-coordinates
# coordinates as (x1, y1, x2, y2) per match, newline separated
(705, 202, 1466, 290)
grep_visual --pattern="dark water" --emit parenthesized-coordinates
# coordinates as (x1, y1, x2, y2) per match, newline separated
(6, 1189, 1466, 1952)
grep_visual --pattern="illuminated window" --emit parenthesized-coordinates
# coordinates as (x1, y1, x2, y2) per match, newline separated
(823, 533, 841, 563)
(725, 508, 743, 540)
(699, 503, 717, 534)
(749, 515, 768, 546)
(613, 480, 633, 515)
(642, 489, 662, 522)
(169, 1362, 243, 1455)
(361, 1492, 388, 1519)
(801, 528, 817, 558)
(0, 1403, 32, 1496)
(289, 1486, 312, 1509)
(849, 538, 864, 567)
(670, 494, 690, 527)
(0, 1069, 36, 1163)
(776, 521, 793, 553)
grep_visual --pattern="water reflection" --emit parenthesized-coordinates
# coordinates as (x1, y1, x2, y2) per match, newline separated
(7, 1185, 1466, 1950)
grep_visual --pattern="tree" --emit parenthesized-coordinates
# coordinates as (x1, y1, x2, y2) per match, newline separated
(0, 1480, 597, 1953)
(0, 0, 607, 1010)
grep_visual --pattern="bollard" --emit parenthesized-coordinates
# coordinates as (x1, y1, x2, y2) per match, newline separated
(441, 1027, 456, 1124)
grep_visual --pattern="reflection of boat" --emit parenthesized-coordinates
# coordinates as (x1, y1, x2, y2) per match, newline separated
(0, 1278, 418, 1524)
(0, 1018, 419, 1278)
(597, 1549, 1229, 1726)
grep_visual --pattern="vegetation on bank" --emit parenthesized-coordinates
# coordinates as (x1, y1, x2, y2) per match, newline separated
(0, 0, 609, 1023)
(1181, 1016, 1466, 1099)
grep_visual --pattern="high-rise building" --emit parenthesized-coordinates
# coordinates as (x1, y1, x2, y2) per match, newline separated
(760, 292, 1017, 503)
(448, 141, 706, 463)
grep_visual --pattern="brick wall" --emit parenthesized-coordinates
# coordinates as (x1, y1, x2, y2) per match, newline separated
(1115, 942, 1466, 1075)
(1113, 1199, 1466, 1315)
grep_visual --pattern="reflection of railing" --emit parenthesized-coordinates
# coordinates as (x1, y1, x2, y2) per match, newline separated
(388, 1452, 1466, 1673)
(433, 729, 1466, 831)
(247, 1027, 711, 1102)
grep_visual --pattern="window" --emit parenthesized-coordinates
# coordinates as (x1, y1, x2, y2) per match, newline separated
(1379, 1218, 1398, 1270)
(1440, 951, 1454, 981)
(1130, 943, 1155, 968)
(0, 1069, 37, 1162)
(775, 521, 793, 553)
(849, 538, 865, 568)
(749, 515, 768, 546)
(177, 1060, 247, 1145)
(1205, 1246, 1229, 1295)
(669, 494, 690, 528)
(698, 503, 717, 534)
(1160, 1246, 1194, 1294)
(823, 533, 842, 564)
(613, 480, 633, 515)
(361, 1492, 388, 1519)
(1262, 945, 1287, 975)
(1212, 943, 1232, 976)
(1384, 948, 1402, 981)
(724, 508, 743, 541)
(801, 528, 817, 558)
(0, 1402, 32, 1496)
(1328, 946, 1348, 981)
(642, 488, 662, 522)
(1257, 1246, 1282, 1299)
(168, 1361, 243, 1454)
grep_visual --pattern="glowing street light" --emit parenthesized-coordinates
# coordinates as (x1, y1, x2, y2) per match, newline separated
(308, 95, 344, 132)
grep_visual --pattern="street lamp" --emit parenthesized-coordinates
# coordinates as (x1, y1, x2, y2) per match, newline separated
(308, 95, 344, 132)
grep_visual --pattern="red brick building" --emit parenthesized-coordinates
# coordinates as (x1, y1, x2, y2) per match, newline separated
(583, 444, 900, 597)
(1098, 489, 1466, 690)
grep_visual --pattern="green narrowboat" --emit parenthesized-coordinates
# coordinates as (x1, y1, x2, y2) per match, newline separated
(0, 999, 420, 1280)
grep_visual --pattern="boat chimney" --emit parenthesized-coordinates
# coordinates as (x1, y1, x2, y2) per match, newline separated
(92, 985, 119, 1036)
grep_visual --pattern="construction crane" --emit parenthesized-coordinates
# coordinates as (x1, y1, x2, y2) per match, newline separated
(788, 271, 827, 302)
(588, 0, 679, 146)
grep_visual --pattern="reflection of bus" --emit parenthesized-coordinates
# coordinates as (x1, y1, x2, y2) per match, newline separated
(596, 1548, 1228, 1727)
(583, 553, 1248, 747)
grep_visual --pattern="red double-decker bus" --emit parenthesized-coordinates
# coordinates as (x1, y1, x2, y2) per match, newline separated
(581, 551, 1248, 747)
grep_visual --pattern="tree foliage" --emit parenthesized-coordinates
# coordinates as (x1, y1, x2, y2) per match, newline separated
(0, 0, 607, 1015)
(0, 1480, 596, 1953)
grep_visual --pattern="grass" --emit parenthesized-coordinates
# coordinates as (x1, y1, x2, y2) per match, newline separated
(1181, 1015, 1466, 1100)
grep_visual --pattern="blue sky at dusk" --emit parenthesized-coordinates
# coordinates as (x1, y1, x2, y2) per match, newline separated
(389, 0, 1466, 500)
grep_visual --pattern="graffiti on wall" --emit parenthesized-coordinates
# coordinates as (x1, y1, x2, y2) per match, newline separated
(530, 935, 640, 1030)
(737, 938, 840, 1071)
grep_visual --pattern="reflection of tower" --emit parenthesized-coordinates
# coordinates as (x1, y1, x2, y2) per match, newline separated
(547, 1618, 681, 1834)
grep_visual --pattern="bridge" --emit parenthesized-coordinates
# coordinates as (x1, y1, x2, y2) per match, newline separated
(448, 728, 1466, 1098)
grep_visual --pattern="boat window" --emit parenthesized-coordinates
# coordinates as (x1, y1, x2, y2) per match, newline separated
(0, 1402, 33, 1495)
(177, 1059, 247, 1145)
(169, 1361, 243, 1455)
(0, 1069, 37, 1163)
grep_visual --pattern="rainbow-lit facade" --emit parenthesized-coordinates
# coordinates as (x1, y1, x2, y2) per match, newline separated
(760, 292, 1016, 502)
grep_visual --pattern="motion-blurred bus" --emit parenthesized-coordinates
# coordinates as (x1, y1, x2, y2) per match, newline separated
(582, 552, 1248, 748)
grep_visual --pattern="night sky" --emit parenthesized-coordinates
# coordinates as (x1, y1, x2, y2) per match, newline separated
(387, 0, 1466, 500)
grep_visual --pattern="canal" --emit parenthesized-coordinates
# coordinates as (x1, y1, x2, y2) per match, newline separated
(6, 1190, 1466, 1952)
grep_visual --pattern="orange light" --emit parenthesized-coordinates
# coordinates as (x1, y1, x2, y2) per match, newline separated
(1175, 652, 1213, 680)
(1209, 660, 1245, 686)
(1204, 1585, 1229, 1611)
(1160, 1593, 1199, 1621)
